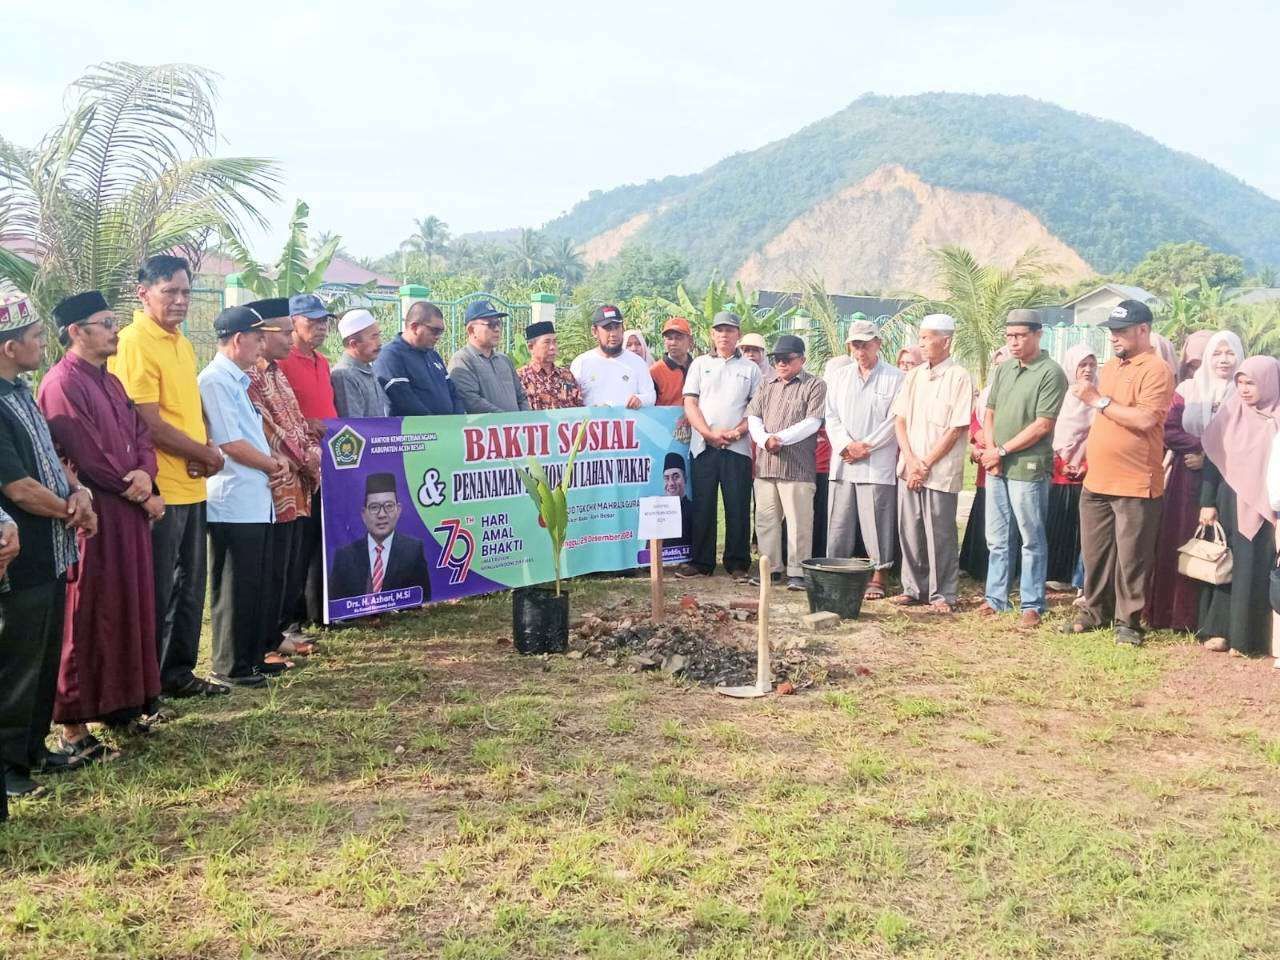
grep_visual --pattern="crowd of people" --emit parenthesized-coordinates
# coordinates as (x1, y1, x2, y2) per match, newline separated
(2, 253, 1279, 805)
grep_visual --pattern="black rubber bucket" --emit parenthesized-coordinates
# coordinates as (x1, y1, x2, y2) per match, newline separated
(800, 557, 875, 620)
(512, 587, 570, 655)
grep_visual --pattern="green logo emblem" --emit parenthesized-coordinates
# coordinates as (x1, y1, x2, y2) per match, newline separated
(328, 424, 366, 470)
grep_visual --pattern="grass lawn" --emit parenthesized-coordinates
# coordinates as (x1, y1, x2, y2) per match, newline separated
(2, 574, 1279, 959)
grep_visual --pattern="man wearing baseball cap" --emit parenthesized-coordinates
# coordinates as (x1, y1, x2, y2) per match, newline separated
(331, 309, 389, 418)
(517, 321, 582, 410)
(824, 318, 904, 599)
(198, 306, 291, 686)
(676, 310, 761, 581)
(652, 317, 694, 406)
(569, 305, 656, 408)
(1062, 299, 1174, 645)
(978, 309, 1068, 629)
(746, 335, 827, 590)
(448, 300, 529, 413)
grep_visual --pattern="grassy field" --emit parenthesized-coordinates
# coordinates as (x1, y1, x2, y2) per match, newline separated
(2, 574, 1279, 959)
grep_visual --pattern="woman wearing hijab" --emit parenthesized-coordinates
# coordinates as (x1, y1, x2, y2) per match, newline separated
(623, 329, 654, 366)
(1143, 330, 1230, 630)
(960, 347, 1016, 580)
(1045, 344, 1098, 588)
(1198, 356, 1280, 656)
(1178, 331, 1244, 436)
(896, 345, 923, 373)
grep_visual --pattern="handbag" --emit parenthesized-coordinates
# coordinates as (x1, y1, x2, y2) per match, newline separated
(1177, 522, 1233, 585)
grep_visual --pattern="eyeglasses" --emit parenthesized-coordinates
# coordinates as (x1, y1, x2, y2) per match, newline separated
(772, 355, 801, 365)
(424, 326, 445, 335)
(478, 320, 503, 330)
(79, 318, 119, 331)
(364, 502, 399, 516)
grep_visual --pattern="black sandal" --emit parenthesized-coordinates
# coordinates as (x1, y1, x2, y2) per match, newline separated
(57, 734, 118, 765)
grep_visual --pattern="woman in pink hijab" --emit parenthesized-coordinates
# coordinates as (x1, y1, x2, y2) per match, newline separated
(1197, 356, 1280, 655)
(1044, 343, 1098, 589)
(1145, 330, 1220, 631)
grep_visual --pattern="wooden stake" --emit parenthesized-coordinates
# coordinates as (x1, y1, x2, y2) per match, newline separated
(756, 554, 772, 694)
(649, 538, 663, 621)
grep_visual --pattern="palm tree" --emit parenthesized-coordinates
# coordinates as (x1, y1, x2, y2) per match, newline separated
(447, 237, 476, 273)
(546, 236, 586, 284)
(664, 277, 794, 352)
(401, 215, 450, 272)
(478, 244, 511, 282)
(899, 246, 1060, 384)
(0, 62, 279, 312)
(507, 228, 548, 280)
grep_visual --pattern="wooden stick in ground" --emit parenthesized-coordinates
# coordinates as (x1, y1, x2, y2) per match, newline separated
(757, 554, 772, 694)
(649, 538, 663, 621)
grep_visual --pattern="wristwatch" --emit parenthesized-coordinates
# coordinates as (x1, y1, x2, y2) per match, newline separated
(1093, 396, 1112, 411)
(996, 445, 1008, 457)
(71, 484, 93, 501)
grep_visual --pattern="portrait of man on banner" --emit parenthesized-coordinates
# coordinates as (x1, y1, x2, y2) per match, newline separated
(328, 472, 432, 601)
(663, 451, 694, 550)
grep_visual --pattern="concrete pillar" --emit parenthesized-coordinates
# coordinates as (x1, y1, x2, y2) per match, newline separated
(399, 284, 430, 326)
(224, 273, 251, 307)
(531, 292, 556, 328)
(792, 311, 812, 350)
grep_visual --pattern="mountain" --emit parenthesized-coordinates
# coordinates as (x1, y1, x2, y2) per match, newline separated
(543, 93, 1280, 294)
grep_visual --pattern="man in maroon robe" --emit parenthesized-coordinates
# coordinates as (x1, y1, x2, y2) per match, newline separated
(38, 291, 165, 753)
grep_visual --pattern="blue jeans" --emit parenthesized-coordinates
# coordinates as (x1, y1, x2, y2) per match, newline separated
(985, 475, 1050, 614)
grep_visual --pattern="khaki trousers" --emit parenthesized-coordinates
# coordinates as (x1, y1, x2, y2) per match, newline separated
(754, 478, 816, 578)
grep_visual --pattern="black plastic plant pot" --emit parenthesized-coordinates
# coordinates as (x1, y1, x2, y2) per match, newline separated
(800, 557, 875, 620)
(512, 586, 570, 655)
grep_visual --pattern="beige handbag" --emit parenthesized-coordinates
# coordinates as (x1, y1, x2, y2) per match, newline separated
(1177, 522, 1233, 585)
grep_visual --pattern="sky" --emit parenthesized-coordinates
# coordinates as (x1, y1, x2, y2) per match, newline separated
(4, 0, 1278, 261)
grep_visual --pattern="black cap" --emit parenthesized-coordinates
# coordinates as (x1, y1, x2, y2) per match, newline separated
(1099, 299, 1153, 330)
(525, 320, 555, 342)
(365, 473, 397, 497)
(213, 306, 271, 336)
(768, 334, 806, 359)
(591, 304, 623, 326)
(52, 291, 110, 328)
(663, 452, 685, 472)
(245, 297, 291, 321)
(1005, 308, 1042, 330)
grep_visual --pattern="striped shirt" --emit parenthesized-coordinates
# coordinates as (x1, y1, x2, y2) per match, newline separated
(746, 371, 827, 482)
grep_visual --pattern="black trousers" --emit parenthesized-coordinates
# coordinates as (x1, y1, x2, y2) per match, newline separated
(268, 520, 306, 653)
(292, 490, 324, 626)
(151, 502, 208, 692)
(0, 578, 66, 774)
(1079, 490, 1162, 631)
(690, 448, 752, 574)
(208, 522, 275, 679)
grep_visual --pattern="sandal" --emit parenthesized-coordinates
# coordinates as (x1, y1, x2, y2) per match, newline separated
(277, 637, 316, 657)
(889, 594, 923, 607)
(57, 733, 119, 765)
(864, 582, 886, 601)
(928, 600, 956, 615)
(263, 651, 296, 669)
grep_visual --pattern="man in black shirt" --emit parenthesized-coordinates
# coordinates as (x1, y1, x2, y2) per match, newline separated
(0, 295, 98, 798)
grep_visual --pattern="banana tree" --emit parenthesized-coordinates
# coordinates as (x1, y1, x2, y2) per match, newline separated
(515, 417, 589, 595)
(218, 198, 345, 298)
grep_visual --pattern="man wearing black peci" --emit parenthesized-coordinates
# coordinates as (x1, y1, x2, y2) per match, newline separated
(329, 473, 431, 601)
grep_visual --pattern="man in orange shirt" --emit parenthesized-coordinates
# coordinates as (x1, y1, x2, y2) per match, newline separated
(1062, 300, 1174, 645)
(651, 317, 693, 406)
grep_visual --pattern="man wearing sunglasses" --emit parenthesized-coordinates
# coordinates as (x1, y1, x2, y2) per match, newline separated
(448, 300, 530, 414)
(374, 301, 464, 417)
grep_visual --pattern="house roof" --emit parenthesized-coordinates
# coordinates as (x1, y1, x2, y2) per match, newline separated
(756, 289, 911, 320)
(1063, 282, 1161, 307)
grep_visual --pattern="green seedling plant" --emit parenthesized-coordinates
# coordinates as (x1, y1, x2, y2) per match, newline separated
(515, 416, 589, 595)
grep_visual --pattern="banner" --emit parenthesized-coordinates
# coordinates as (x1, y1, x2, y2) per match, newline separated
(320, 407, 693, 622)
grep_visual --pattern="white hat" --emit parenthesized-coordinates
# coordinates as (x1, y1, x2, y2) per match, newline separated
(919, 313, 957, 333)
(338, 309, 377, 340)
(739, 333, 767, 350)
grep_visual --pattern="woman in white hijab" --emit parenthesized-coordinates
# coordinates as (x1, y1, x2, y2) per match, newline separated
(1176, 330, 1244, 437)
(623, 329, 654, 366)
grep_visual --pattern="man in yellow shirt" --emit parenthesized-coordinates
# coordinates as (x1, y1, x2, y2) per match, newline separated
(109, 255, 228, 699)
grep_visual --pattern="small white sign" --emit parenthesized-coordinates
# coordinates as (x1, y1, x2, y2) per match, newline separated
(638, 495, 682, 540)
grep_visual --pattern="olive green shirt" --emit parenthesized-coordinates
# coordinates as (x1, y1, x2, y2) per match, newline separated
(985, 351, 1068, 482)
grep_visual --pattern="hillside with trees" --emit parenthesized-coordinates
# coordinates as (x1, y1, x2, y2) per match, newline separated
(542, 93, 1280, 283)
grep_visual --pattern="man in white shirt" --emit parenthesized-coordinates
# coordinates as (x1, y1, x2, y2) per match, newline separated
(676, 311, 761, 581)
(825, 319, 904, 600)
(570, 305, 657, 408)
(891, 314, 973, 613)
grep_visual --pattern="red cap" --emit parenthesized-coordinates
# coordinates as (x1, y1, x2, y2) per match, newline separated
(662, 316, 691, 335)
